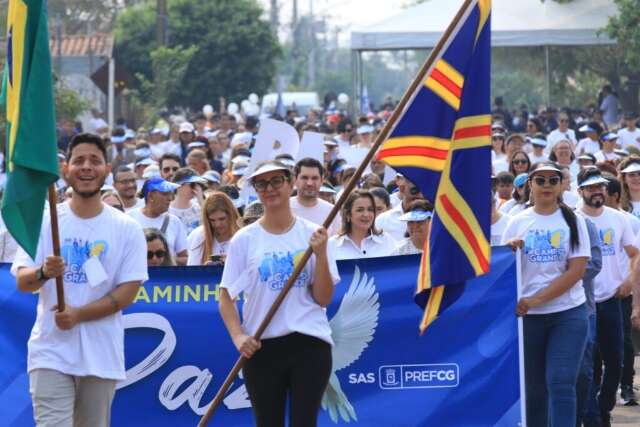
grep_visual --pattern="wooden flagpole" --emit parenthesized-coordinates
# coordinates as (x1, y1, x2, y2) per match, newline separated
(197, 1, 475, 424)
(47, 184, 65, 311)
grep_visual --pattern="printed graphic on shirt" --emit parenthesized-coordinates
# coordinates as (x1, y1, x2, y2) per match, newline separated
(524, 229, 565, 263)
(598, 228, 616, 256)
(60, 238, 109, 284)
(258, 250, 309, 290)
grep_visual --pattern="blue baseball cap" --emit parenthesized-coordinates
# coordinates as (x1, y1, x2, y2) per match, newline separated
(144, 177, 179, 197)
(202, 170, 221, 184)
(513, 173, 528, 187)
(399, 210, 433, 222)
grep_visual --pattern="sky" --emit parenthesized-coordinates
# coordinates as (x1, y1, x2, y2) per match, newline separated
(258, 0, 408, 45)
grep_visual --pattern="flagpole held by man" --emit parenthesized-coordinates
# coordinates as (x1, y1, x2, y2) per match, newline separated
(1, 0, 64, 309)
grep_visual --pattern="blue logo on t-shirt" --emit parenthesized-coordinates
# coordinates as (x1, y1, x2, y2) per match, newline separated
(60, 238, 109, 284)
(258, 250, 309, 290)
(524, 229, 566, 263)
(598, 228, 616, 256)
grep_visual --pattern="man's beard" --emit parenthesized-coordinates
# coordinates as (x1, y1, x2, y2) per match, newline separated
(72, 176, 106, 199)
(584, 194, 604, 208)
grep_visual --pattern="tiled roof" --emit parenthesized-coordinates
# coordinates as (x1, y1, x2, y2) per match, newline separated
(49, 33, 113, 58)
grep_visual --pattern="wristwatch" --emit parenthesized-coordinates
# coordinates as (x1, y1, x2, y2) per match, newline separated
(35, 265, 50, 282)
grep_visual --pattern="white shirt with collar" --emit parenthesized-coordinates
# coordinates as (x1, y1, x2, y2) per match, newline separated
(375, 204, 406, 241)
(329, 231, 397, 260)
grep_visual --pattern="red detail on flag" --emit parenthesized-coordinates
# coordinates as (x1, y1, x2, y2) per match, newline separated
(430, 68, 462, 98)
(378, 146, 449, 160)
(453, 125, 491, 140)
(439, 194, 489, 273)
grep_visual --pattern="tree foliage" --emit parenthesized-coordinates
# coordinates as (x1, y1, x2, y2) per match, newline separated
(114, 0, 281, 110)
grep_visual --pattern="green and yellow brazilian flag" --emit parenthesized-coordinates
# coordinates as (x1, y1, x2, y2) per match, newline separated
(0, 0, 59, 258)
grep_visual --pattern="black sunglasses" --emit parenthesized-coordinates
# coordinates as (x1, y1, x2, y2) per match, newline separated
(147, 250, 167, 260)
(531, 176, 561, 186)
(162, 166, 179, 173)
(512, 159, 528, 165)
(253, 175, 287, 192)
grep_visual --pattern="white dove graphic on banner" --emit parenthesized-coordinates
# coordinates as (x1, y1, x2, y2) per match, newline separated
(322, 266, 380, 423)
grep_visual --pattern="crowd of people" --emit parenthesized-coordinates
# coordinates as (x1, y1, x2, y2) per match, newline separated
(3, 84, 640, 426)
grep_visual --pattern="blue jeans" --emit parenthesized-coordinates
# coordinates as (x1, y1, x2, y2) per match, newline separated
(523, 304, 588, 427)
(576, 312, 598, 424)
(591, 296, 624, 421)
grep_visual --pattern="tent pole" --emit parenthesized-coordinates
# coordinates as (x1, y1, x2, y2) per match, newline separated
(358, 50, 364, 114)
(545, 45, 551, 107)
(351, 49, 359, 117)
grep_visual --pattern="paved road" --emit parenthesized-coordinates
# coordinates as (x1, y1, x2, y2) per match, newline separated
(612, 356, 640, 426)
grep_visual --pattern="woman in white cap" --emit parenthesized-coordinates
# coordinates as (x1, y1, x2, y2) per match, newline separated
(619, 155, 640, 218)
(218, 160, 339, 427)
(393, 199, 433, 255)
(169, 168, 206, 235)
(502, 161, 590, 427)
(594, 132, 620, 164)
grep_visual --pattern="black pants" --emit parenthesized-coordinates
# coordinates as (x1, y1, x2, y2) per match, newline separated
(243, 332, 332, 427)
(621, 296, 635, 389)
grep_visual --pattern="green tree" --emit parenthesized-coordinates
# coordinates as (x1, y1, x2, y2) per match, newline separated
(114, 0, 281, 110)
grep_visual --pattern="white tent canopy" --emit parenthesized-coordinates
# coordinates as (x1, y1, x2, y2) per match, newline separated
(350, 0, 617, 51)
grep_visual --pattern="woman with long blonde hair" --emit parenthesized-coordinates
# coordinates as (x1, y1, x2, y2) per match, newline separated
(186, 192, 240, 265)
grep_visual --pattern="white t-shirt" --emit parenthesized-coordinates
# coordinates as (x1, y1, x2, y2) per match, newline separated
(562, 191, 580, 208)
(620, 211, 640, 279)
(618, 128, 640, 150)
(220, 217, 340, 344)
(490, 213, 510, 246)
(328, 231, 397, 260)
(546, 128, 577, 153)
(593, 150, 619, 163)
(577, 207, 635, 302)
(501, 207, 590, 314)
(630, 201, 640, 220)
(11, 203, 148, 380)
(289, 197, 342, 236)
(375, 204, 406, 242)
(576, 138, 600, 155)
(529, 153, 548, 164)
(0, 213, 18, 263)
(186, 226, 231, 266)
(169, 200, 201, 236)
(127, 208, 187, 256)
(499, 198, 518, 215)
(123, 198, 145, 213)
(492, 158, 509, 174)
(392, 238, 422, 255)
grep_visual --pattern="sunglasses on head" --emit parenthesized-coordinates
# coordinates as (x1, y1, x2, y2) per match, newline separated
(531, 176, 561, 186)
(147, 250, 167, 260)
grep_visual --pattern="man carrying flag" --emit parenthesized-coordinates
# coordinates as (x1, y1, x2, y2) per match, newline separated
(377, 0, 492, 333)
(2, 2, 149, 426)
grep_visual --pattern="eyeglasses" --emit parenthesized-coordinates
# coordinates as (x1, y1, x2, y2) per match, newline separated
(116, 178, 136, 185)
(512, 159, 528, 165)
(626, 171, 640, 178)
(559, 119, 569, 123)
(253, 175, 287, 192)
(532, 176, 561, 186)
(162, 166, 179, 173)
(147, 250, 167, 260)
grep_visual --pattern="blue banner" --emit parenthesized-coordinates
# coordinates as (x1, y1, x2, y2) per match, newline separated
(0, 248, 521, 426)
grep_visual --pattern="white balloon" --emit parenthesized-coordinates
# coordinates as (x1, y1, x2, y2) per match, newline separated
(246, 103, 260, 116)
(337, 93, 349, 104)
(248, 93, 259, 104)
(202, 104, 214, 115)
(227, 103, 239, 115)
(241, 100, 251, 111)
